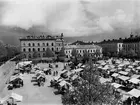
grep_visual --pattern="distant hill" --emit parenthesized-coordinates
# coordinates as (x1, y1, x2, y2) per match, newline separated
(0, 26, 132, 46)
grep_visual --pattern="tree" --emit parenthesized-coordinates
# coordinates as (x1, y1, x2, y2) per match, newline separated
(82, 50, 90, 63)
(32, 50, 38, 59)
(45, 48, 55, 57)
(62, 61, 121, 105)
(71, 48, 78, 57)
(128, 49, 137, 58)
(59, 47, 66, 57)
(0, 41, 7, 58)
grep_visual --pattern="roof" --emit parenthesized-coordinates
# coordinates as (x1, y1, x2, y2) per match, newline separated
(71, 40, 94, 45)
(128, 78, 140, 84)
(64, 44, 102, 50)
(111, 83, 123, 88)
(111, 73, 119, 77)
(98, 39, 123, 44)
(118, 75, 130, 81)
(118, 71, 129, 76)
(131, 74, 140, 79)
(20, 34, 63, 41)
(128, 88, 140, 98)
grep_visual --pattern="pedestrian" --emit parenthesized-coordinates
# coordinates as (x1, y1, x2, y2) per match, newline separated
(53, 71, 55, 76)
(56, 71, 58, 76)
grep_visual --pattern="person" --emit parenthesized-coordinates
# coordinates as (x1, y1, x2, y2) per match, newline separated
(56, 71, 58, 76)
(53, 71, 55, 76)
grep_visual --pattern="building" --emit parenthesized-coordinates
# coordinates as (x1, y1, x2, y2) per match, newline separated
(64, 41, 102, 58)
(20, 33, 64, 59)
(97, 38, 123, 55)
(123, 33, 140, 55)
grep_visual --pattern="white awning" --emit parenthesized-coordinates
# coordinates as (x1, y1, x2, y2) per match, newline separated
(10, 93, 23, 101)
(128, 78, 140, 84)
(0, 95, 10, 104)
(119, 71, 129, 76)
(111, 73, 119, 77)
(128, 88, 140, 98)
(111, 83, 122, 88)
(131, 74, 140, 79)
(74, 68, 83, 72)
(118, 75, 130, 81)
(136, 66, 140, 70)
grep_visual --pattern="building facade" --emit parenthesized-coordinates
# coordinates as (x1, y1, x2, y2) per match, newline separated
(64, 41, 102, 58)
(97, 38, 123, 55)
(123, 34, 140, 54)
(20, 33, 64, 59)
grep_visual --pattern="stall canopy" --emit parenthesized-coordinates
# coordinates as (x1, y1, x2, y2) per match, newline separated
(128, 88, 140, 98)
(131, 74, 140, 79)
(0, 95, 9, 104)
(119, 71, 129, 76)
(74, 68, 83, 73)
(128, 78, 140, 84)
(111, 83, 123, 88)
(136, 66, 140, 70)
(118, 75, 130, 81)
(10, 93, 23, 101)
(111, 73, 119, 77)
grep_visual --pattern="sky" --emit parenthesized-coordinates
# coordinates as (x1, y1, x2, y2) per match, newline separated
(0, 0, 139, 37)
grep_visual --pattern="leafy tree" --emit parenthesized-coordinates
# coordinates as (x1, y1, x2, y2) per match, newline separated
(59, 47, 66, 57)
(62, 61, 121, 105)
(71, 48, 78, 57)
(82, 50, 90, 63)
(32, 50, 38, 59)
(128, 49, 137, 58)
(0, 41, 7, 58)
(45, 48, 55, 57)
(106, 52, 111, 57)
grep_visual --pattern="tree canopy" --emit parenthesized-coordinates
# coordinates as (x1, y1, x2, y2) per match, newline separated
(62, 61, 121, 105)
(45, 48, 55, 57)
(59, 47, 66, 57)
(71, 48, 78, 57)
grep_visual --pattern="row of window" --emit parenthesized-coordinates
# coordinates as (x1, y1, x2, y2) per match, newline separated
(65, 49, 97, 54)
(23, 43, 55, 47)
(23, 48, 54, 52)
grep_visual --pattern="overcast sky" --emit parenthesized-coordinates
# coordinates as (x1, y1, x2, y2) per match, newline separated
(0, 0, 139, 37)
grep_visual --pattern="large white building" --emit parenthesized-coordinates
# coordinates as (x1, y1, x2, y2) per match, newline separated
(64, 41, 102, 58)
(20, 33, 64, 59)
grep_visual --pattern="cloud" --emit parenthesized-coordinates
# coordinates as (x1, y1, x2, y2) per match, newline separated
(0, 0, 138, 36)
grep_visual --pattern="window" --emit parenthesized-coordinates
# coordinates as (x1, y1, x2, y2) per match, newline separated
(43, 53, 45, 57)
(28, 54, 31, 58)
(28, 48, 31, 52)
(38, 48, 40, 51)
(46, 43, 49, 46)
(33, 48, 35, 52)
(66, 51, 67, 54)
(23, 43, 25, 46)
(38, 54, 41, 57)
(52, 43, 54, 46)
(28, 43, 31, 46)
(38, 43, 40, 46)
(32, 43, 35, 46)
(57, 48, 59, 51)
(43, 48, 45, 51)
(52, 48, 54, 51)
(42, 43, 45, 46)
(23, 48, 26, 52)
